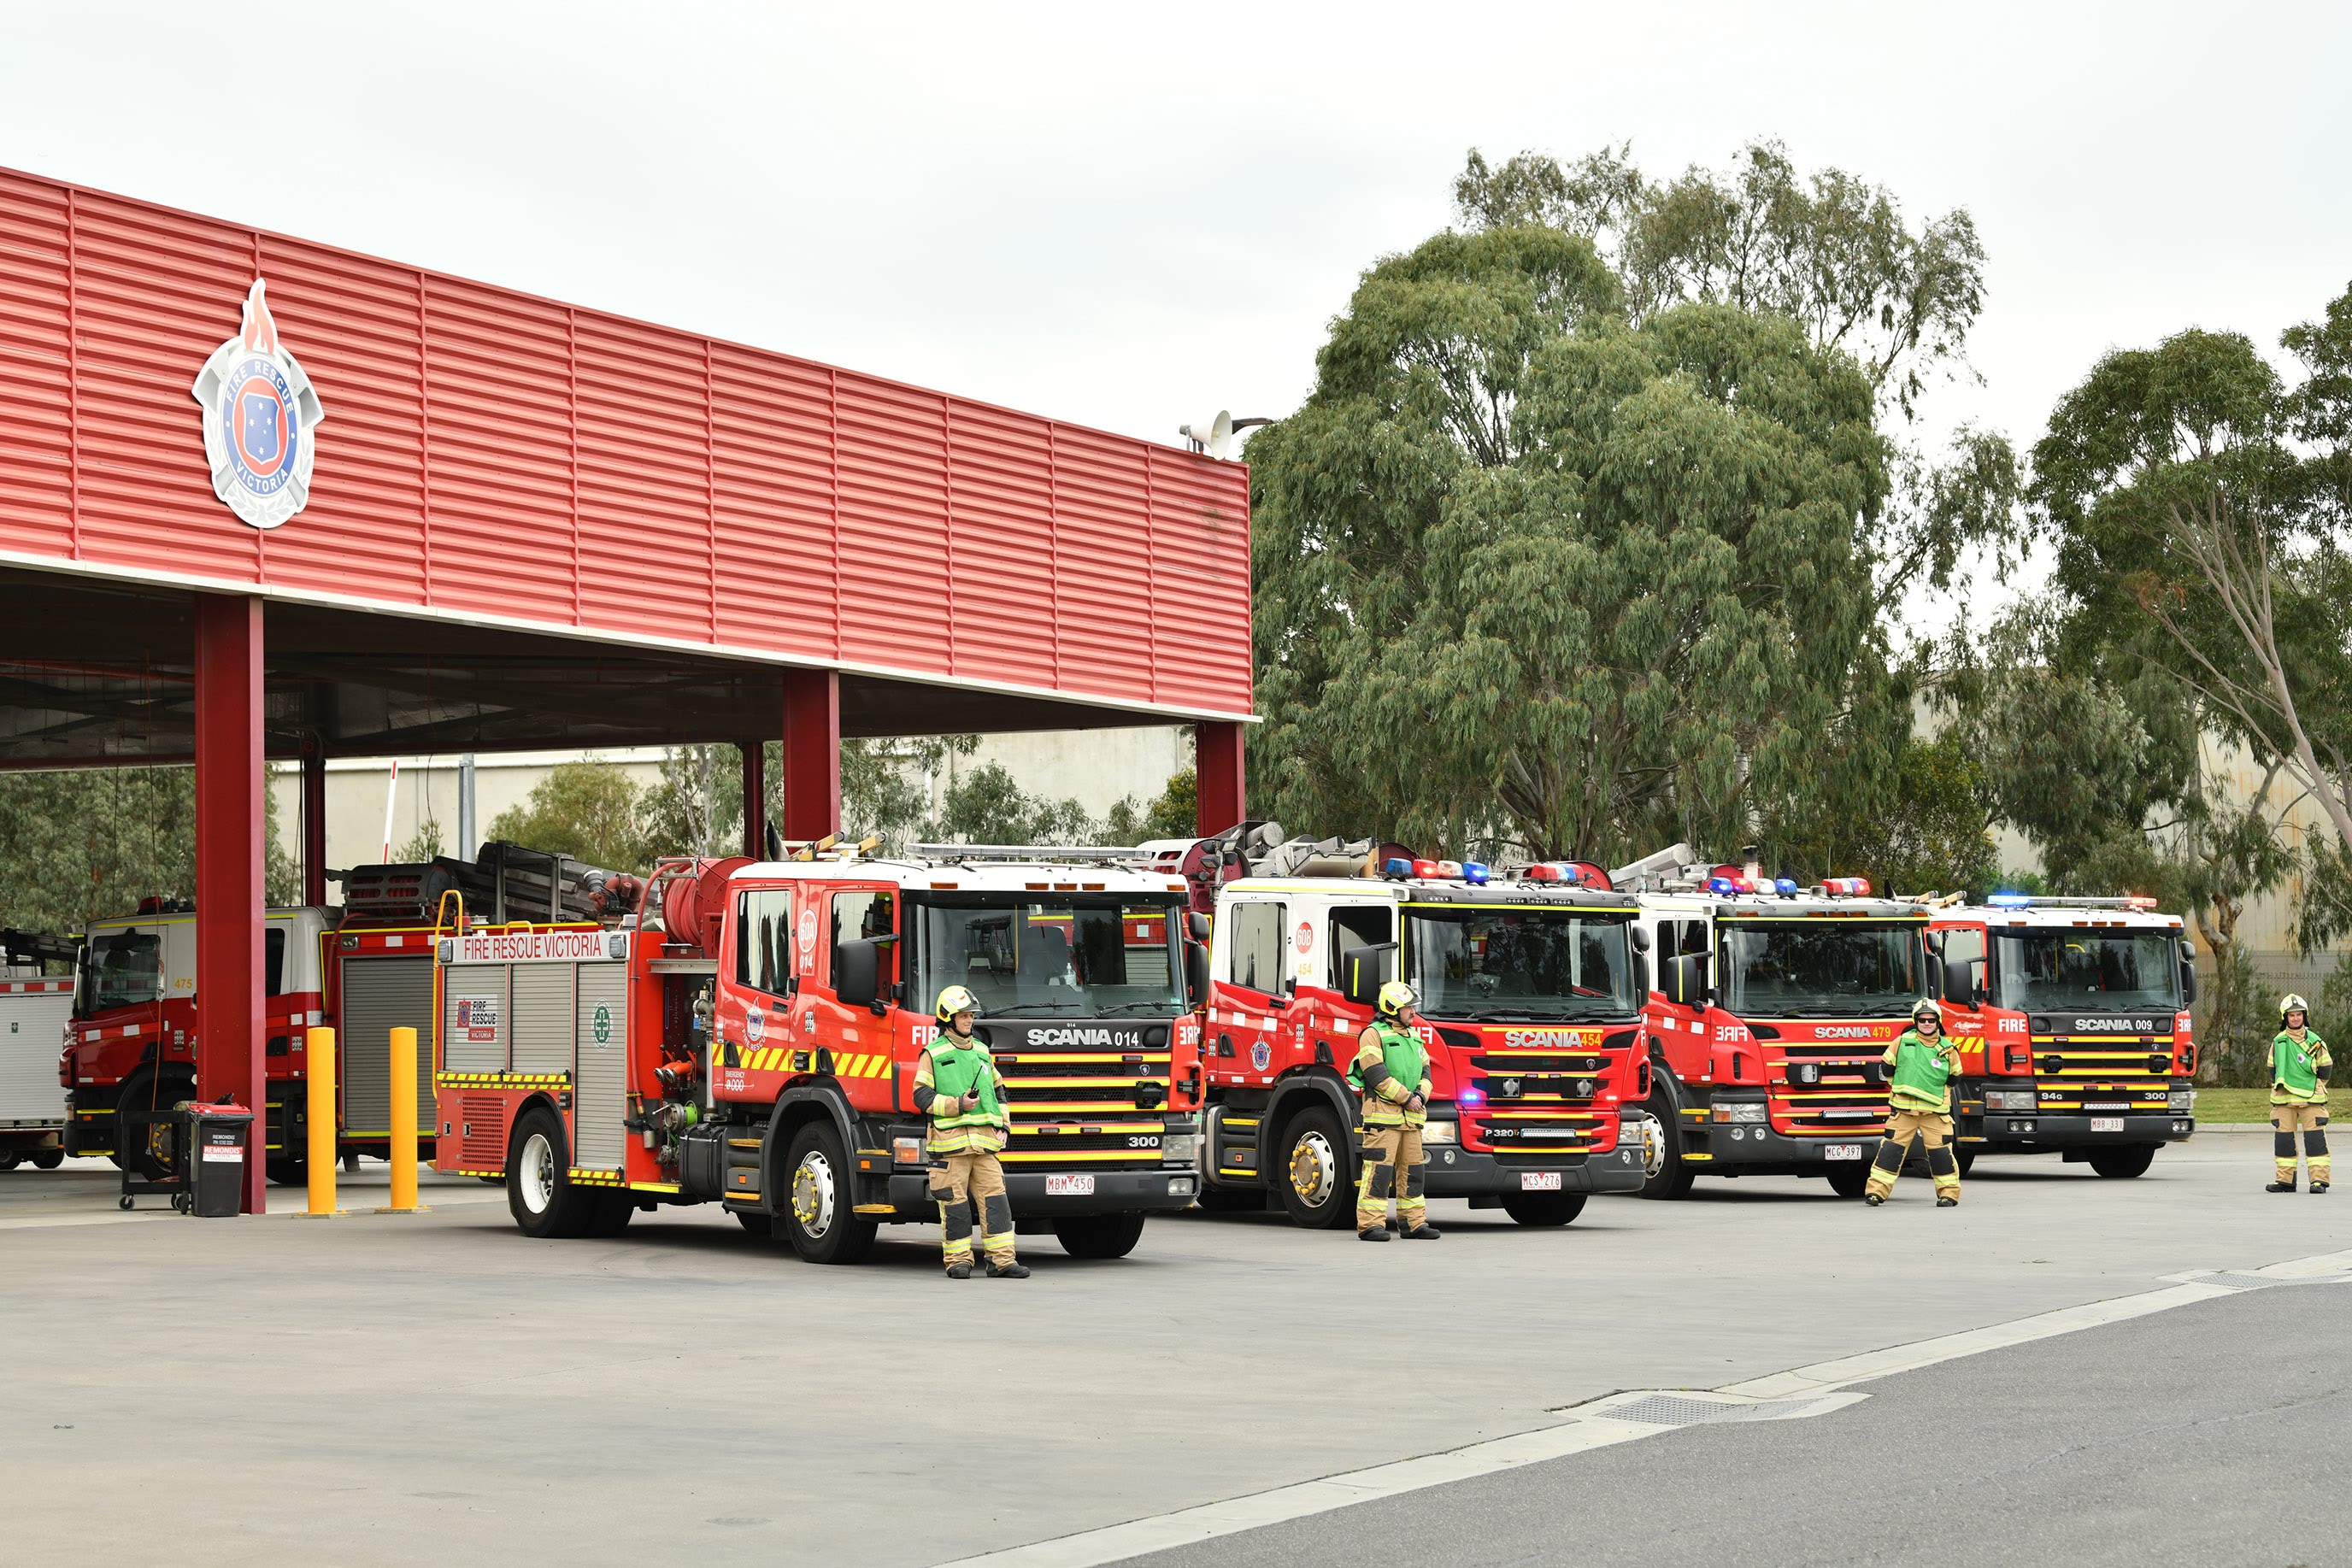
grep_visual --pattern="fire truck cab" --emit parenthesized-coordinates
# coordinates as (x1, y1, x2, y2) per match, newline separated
(1929, 895, 2197, 1178)
(1191, 839, 1652, 1229)
(444, 845, 1206, 1264)
(1627, 848, 1932, 1200)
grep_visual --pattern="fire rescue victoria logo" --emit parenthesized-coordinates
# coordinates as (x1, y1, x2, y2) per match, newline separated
(190, 279, 326, 529)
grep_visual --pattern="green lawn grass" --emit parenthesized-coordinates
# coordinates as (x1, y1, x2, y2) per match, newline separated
(2196, 1088, 2308, 1125)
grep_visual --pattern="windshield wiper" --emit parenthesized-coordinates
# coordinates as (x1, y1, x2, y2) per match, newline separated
(985, 1001, 1083, 1016)
(1092, 1000, 1183, 1016)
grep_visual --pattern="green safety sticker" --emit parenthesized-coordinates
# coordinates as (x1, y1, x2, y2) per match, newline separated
(592, 1003, 612, 1045)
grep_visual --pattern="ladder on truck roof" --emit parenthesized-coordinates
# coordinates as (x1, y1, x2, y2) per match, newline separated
(908, 843, 1151, 866)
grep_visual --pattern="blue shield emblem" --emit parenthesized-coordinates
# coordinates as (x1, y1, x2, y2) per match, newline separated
(241, 391, 281, 463)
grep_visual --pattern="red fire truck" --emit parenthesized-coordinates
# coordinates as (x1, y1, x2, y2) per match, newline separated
(441, 844, 1205, 1263)
(1179, 833, 1652, 1228)
(1929, 894, 2198, 1178)
(1627, 847, 1933, 1200)
(2, 929, 78, 1170)
(60, 843, 614, 1183)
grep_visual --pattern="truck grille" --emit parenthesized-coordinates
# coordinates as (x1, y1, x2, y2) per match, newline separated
(2027, 1033, 2173, 1109)
(995, 1048, 1169, 1168)
(1772, 1044, 1891, 1135)
(1466, 1042, 1621, 1157)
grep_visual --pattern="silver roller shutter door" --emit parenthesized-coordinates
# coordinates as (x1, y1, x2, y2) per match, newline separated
(441, 964, 510, 1075)
(0, 992, 73, 1125)
(573, 963, 629, 1171)
(509, 964, 575, 1076)
(341, 956, 436, 1135)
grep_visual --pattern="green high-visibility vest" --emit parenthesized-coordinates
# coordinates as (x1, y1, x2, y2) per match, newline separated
(2274, 1030, 2328, 1101)
(1888, 1029, 1955, 1113)
(929, 1038, 1002, 1127)
(1349, 1019, 1426, 1100)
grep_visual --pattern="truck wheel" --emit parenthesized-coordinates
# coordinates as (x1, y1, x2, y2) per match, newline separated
(1196, 1183, 1265, 1213)
(777, 1122, 878, 1265)
(1054, 1213, 1146, 1258)
(2088, 1145, 2156, 1179)
(117, 1072, 192, 1183)
(1275, 1104, 1354, 1230)
(0, 1154, 18, 1171)
(32, 1149, 62, 1170)
(586, 1192, 636, 1237)
(1638, 1091, 1695, 1201)
(507, 1107, 599, 1239)
(734, 1209, 773, 1237)
(1501, 1191, 1586, 1226)
(1955, 1148, 1976, 1177)
(1824, 1163, 1870, 1199)
(266, 1156, 307, 1188)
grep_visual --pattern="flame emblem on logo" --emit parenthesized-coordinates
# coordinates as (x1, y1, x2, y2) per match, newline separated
(190, 279, 326, 530)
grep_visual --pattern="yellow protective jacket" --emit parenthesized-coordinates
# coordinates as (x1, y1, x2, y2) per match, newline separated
(914, 1036, 1012, 1154)
(1350, 1021, 1432, 1128)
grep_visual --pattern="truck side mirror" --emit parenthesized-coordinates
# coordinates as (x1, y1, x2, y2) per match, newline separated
(1187, 911, 1211, 943)
(1630, 923, 1651, 954)
(1633, 953, 1650, 999)
(1185, 940, 1210, 1007)
(1338, 943, 1397, 1007)
(835, 939, 879, 1010)
(2179, 960, 2197, 1005)
(1663, 953, 1708, 1008)
(1943, 958, 1975, 1007)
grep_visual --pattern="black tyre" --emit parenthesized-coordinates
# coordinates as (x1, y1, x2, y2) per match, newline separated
(2088, 1144, 2156, 1179)
(116, 1072, 192, 1183)
(506, 1107, 600, 1239)
(586, 1192, 637, 1237)
(1196, 1182, 1265, 1213)
(733, 1209, 773, 1236)
(1275, 1103, 1355, 1230)
(31, 1148, 62, 1171)
(0, 1154, 19, 1172)
(266, 1156, 306, 1188)
(1638, 1089, 1695, 1200)
(1502, 1190, 1586, 1226)
(1054, 1213, 1146, 1259)
(1824, 1162, 1871, 1199)
(777, 1121, 878, 1265)
(1955, 1148, 1976, 1177)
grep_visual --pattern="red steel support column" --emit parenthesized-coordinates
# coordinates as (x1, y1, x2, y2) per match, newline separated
(1196, 720, 1245, 837)
(779, 670, 841, 843)
(193, 593, 268, 1214)
(739, 738, 767, 858)
(300, 737, 327, 907)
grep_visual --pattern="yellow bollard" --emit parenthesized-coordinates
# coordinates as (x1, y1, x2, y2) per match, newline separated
(381, 1026, 426, 1213)
(305, 1025, 341, 1216)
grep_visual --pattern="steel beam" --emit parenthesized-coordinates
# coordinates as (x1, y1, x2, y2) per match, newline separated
(740, 737, 767, 857)
(301, 737, 326, 907)
(779, 670, 840, 843)
(192, 593, 268, 1213)
(1196, 720, 1245, 838)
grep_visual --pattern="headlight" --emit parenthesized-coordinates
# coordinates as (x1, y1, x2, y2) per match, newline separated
(1159, 1133, 1198, 1166)
(2169, 1090, 2195, 1114)
(1985, 1089, 2034, 1113)
(891, 1136, 926, 1166)
(1421, 1120, 1458, 1146)
(1710, 1101, 1767, 1125)
(1616, 1114, 1654, 1150)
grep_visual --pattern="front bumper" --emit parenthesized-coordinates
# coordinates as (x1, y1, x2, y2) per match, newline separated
(1691, 1120, 1885, 1174)
(885, 1166, 1198, 1217)
(1963, 1110, 2194, 1148)
(1430, 1142, 1647, 1196)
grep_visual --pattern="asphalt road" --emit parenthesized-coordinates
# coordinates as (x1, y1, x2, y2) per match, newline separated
(1117, 1283, 2350, 1568)
(2, 1130, 2346, 1566)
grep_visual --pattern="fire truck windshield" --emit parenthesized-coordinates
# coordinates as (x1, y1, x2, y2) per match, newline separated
(80, 930, 161, 1013)
(1720, 922, 1924, 1018)
(1405, 907, 1637, 1021)
(1992, 930, 2180, 1013)
(914, 895, 1185, 1019)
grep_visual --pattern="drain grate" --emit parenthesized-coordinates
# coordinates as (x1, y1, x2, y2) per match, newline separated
(1563, 1390, 1863, 1428)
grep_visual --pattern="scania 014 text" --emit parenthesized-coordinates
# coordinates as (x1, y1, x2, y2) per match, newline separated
(1930, 895, 2198, 1178)
(1187, 844, 1650, 1228)
(1631, 851, 1932, 1199)
(441, 850, 1204, 1262)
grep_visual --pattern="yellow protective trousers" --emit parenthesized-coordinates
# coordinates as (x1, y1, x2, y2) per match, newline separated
(932, 1150, 1015, 1269)
(2273, 1102, 2330, 1184)
(1865, 1108, 1961, 1201)
(1357, 1123, 1426, 1230)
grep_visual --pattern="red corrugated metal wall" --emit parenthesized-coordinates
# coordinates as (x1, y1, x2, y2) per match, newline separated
(0, 167, 1253, 719)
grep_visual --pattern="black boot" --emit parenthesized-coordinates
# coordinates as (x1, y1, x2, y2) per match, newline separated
(1936, 1195, 1957, 1208)
(945, 1262, 973, 1280)
(986, 1260, 1030, 1278)
(1863, 1192, 1885, 1207)
(1357, 1224, 1392, 1242)
(1402, 1221, 1442, 1239)
(2268, 1175, 2298, 1193)
(2314, 1180, 2331, 1195)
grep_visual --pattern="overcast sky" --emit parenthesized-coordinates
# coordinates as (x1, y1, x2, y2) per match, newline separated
(7, 2, 2349, 614)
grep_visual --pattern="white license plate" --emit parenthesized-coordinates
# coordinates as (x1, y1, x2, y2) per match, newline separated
(1520, 1171, 1562, 1191)
(1045, 1173, 1095, 1196)
(1824, 1143, 1863, 1161)
(2090, 1117, 2124, 1133)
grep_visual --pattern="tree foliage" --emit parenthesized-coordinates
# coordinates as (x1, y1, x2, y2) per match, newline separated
(1108, 766, 1198, 843)
(1250, 219, 1898, 864)
(485, 761, 645, 872)
(926, 762, 1097, 846)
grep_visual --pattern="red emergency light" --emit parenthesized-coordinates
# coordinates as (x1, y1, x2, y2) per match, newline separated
(1822, 877, 1872, 896)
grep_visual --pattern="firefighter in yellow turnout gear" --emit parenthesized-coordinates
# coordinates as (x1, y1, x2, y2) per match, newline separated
(914, 986, 1028, 1278)
(1350, 981, 1440, 1242)
(2268, 994, 2331, 1195)
(1864, 998, 1963, 1207)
